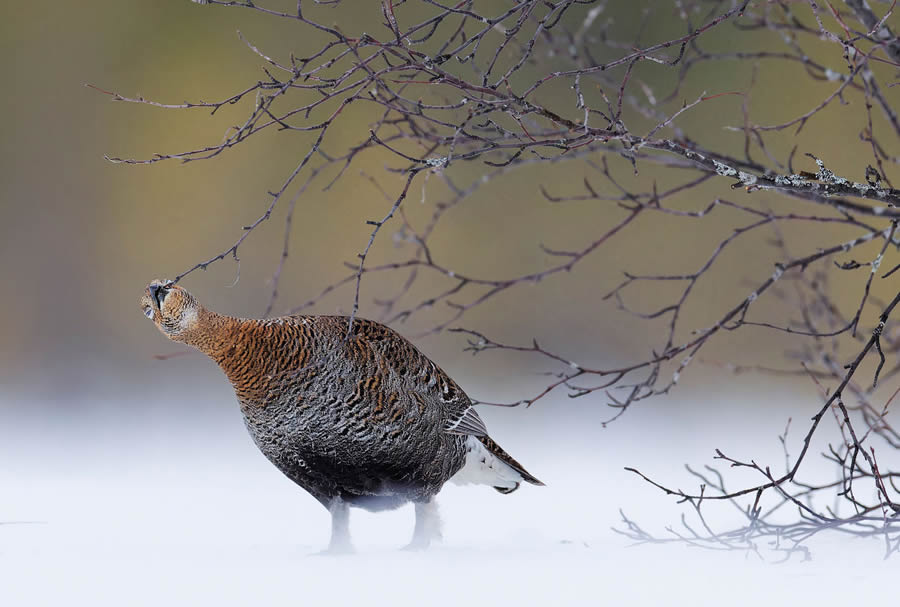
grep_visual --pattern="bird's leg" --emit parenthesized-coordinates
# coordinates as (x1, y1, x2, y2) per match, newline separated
(323, 497, 354, 554)
(404, 498, 442, 551)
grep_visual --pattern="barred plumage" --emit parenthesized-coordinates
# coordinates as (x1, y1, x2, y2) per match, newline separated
(141, 279, 543, 552)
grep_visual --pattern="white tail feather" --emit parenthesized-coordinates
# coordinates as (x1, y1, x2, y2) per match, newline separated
(449, 436, 522, 489)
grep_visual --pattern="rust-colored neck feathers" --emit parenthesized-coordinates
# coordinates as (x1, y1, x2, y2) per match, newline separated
(179, 308, 313, 410)
(173, 306, 233, 357)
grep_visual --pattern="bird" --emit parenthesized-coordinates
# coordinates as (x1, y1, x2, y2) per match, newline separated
(140, 279, 543, 553)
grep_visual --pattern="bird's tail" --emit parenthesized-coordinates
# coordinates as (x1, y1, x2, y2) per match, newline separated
(478, 436, 545, 493)
(449, 435, 545, 493)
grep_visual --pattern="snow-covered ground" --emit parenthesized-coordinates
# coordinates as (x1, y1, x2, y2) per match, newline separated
(1, 389, 894, 606)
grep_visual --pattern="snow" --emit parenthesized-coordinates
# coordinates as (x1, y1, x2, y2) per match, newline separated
(0, 389, 895, 606)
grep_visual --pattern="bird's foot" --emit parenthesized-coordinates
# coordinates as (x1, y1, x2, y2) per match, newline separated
(312, 542, 355, 556)
(404, 499, 442, 551)
(402, 528, 441, 551)
(401, 538, 431, 551)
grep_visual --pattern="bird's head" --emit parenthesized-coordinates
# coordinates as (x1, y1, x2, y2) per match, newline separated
(141, 279, 202, 342)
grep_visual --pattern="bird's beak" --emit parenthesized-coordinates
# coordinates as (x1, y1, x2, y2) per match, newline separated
(148, 282, 171, 310)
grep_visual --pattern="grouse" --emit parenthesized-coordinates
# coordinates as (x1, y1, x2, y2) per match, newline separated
(141, 279, 543, 552)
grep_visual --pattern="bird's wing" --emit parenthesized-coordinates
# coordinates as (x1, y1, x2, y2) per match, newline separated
(443, 405, 488, 436)
(346, 317, 489, 437)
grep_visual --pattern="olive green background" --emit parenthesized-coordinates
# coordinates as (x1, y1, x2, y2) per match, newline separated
(2, 1, 896, 414)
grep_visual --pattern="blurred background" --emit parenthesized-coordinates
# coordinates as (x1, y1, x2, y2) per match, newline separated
(1, 1, 899, 601)
(3, 0, 895, 404)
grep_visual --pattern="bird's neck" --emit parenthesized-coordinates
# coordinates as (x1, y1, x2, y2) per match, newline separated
(179, 307, 246, 361)
(180, 309, 277, 408)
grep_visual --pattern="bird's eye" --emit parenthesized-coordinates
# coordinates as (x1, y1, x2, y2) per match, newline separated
(144, 306, 154, 319)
